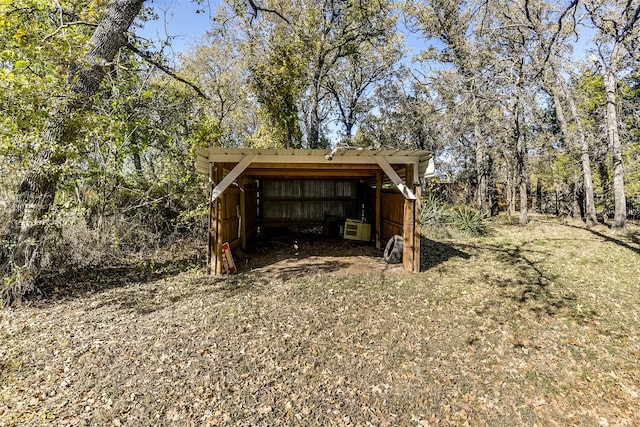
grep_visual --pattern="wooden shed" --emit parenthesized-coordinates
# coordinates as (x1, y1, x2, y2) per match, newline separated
(195, 147, 434, 274)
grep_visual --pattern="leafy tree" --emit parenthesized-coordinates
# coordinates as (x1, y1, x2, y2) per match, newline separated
(300, 0, 397, 148)
(354, 70, 444, 153)
(585, 0, 640, 231)
(179, 29, 258, 147)
(406, 0, 501, 216)
(224, 0, 398, 148)
(620, 69, 640, 201)
(327, 33, 403, 142)
(1, 0, 146, 304)
(248, 27, 306, 148)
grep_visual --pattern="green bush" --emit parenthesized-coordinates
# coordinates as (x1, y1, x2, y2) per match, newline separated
(420, 196, 487, 236)
(420, 194, 450, 225)
(449, 205, 486, 235)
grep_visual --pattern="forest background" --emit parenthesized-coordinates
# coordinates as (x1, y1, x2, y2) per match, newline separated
(0, 0, 639, 305)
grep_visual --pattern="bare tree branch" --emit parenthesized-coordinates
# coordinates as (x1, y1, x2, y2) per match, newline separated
(43, 21, 98, 41)
(246, 0, 290, 24)
(125, 43, 210, 100)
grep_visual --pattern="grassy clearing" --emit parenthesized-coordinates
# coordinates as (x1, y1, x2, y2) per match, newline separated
(1, 216, 639, 426)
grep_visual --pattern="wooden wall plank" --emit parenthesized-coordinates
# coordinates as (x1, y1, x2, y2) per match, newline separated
(380, 191, 404, 242)
(261, 179, 359, 227)
(403, 198, 415, 272)
(240, 177, 246, 250)
(208, 163, 214, 274)
(213, 164, 225, 275)
(375, 172, 382, 249)
(245, 182, 258, 242)
(414, 186, 422, 273)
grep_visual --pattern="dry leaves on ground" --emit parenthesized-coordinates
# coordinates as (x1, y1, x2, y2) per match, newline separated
(1, 217, 639, 425)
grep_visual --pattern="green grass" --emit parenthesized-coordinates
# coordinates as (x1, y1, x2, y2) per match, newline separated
(1, 215, 639, 425)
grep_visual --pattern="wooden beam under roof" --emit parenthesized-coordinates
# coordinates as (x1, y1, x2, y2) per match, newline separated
(375, 157, 417, 200)
(210, 155, 255, 201)
(199, 147, 431, 200)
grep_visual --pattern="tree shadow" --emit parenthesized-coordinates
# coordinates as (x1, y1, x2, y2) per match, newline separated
(490, 244, 568, 317)
(565, 224, 640, 256)
(95, 274, 271, 315)
(420, 236, 471, 271)
(32, 253, 204, 304)
(241, 231, 382, 277)
(29, 231, 384, 310)
(456, 239, 586, 320)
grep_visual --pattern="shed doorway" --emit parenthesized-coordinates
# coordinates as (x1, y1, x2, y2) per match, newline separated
(196, 148, 434, 274)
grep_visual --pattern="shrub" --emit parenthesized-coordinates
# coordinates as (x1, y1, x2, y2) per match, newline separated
(420, 196, 487, 237)
(420, 194, 450, 225)
(448, 205, 486, 235)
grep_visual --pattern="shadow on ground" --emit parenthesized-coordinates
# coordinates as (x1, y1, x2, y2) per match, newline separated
(420, 236, 471, 271)
(33, 253, 204, 303)
(567, 224, 640, 256)
(254, 259, 355, 281)
(456, 238, 587, 320)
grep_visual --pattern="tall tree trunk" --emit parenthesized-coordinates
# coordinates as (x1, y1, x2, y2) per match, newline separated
(571, 175, 581, 219)
(573, 103, 597, 226)
(604, 69, 627, 231)
(308, 63, 323, 149)
(554, 74, 598, 226)
(509, 179, 516, 217)
(474, 122, 490, 216)
(536, 179, 543, 213)
(309, 95, 321, 148)
(598, 159, 612, 220)
(487, 153, 497, 215)
(514, 97, 528, 225)
(516, 129, 528, 225)
(1, 0, 144, 304)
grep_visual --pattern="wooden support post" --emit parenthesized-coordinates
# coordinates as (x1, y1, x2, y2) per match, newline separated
(208, 163, 214, 274)
(257, 179, 263, 229)
(414, 186, 422, 273)
(375, 171, 382, 249)
(211, 163, 225, 275)
(376, 157, 417, 200)
(403, 198, 415, 272)
(211, 155, 255, 201)
(403, 164, 418, 272)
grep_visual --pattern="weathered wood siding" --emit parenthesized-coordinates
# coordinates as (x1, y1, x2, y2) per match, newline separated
(220, 187, 241, 248)
(261, 179, 358, 226)
(380, 190, 404, 242)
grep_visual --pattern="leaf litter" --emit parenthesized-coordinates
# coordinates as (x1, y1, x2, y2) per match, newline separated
(1, 216, 639, 425)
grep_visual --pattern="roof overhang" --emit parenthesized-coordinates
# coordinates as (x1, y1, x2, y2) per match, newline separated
(196, 147, 435, 201)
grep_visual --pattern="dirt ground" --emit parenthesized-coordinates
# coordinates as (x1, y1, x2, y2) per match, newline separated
(239, 229, 405, 280)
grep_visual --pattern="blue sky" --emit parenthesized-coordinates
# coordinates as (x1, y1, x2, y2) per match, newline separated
(136, 0, 219, 54)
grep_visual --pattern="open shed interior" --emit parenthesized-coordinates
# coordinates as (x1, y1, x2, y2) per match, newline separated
(196, 148, 433, 274)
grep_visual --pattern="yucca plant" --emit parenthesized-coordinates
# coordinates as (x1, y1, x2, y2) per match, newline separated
(420, 194, 450, 225)
(448, 205, 487, 235)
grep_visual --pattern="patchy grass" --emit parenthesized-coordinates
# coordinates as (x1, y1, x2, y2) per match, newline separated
(1, 216, 639, 426)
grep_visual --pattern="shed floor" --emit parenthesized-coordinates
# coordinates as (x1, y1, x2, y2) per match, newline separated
(235, 230, 404, 281)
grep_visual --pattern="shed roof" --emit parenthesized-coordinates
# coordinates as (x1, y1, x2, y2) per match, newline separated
(196, 147, 434, 201)
(196, 147, 433, 179)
